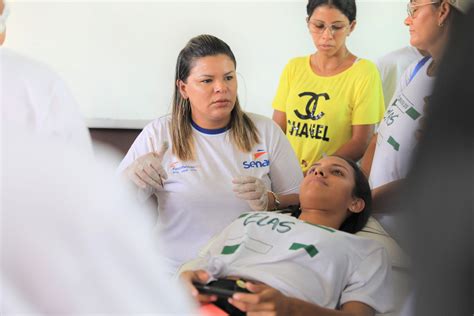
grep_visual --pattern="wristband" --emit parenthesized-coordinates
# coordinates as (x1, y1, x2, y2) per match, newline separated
(268, 191, 281, 211)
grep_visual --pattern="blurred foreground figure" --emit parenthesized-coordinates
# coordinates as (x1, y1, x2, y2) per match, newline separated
(0, 0, 91, 152)
(397, 3, 473, 315)
(1, 131, 196, 314)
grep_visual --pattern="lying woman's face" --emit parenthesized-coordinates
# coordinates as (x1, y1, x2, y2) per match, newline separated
(299, 156, 356, 213)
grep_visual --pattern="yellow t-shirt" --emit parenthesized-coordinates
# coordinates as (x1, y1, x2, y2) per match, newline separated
(272, 56, 385, 172)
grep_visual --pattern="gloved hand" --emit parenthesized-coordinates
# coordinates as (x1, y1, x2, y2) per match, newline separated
(232, 176, 268, 211)
(125, 141, 169, 190)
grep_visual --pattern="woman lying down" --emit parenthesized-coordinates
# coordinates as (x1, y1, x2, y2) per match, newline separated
(180, 156, 393, 316)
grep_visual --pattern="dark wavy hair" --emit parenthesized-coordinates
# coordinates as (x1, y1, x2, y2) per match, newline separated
(307, 0, 357, 22)
(336, 156, 372, 233)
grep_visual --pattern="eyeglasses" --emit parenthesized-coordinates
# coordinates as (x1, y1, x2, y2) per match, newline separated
(406, 1, 439, 18)
(307, 21, 349, 36)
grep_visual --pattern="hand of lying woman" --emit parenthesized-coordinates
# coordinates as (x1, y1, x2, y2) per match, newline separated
(229, 282, 290, 316)
(179, 270, 218, 305)
(125, 141, 169, 190)
(232, 176, 268, 211)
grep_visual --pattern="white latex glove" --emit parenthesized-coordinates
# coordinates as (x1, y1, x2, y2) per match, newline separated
(232, 176, 268, 211)
(125, 140, 169, 190)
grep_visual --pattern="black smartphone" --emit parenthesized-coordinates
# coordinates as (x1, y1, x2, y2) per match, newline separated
(193, 279, 250, 299)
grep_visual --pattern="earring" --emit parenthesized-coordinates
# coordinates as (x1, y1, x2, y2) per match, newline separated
(439, 22, 444, 27)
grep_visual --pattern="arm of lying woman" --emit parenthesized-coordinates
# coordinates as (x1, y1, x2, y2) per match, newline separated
(229, 282, 375, 316)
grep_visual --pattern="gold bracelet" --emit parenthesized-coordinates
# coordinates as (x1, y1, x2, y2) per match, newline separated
(268, 191, 281, 211)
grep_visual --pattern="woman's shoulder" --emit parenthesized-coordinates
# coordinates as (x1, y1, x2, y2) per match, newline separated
(143, 114, 172, 131)
(245, 112, 279, 129)
(352, 58, 379, 73)
(284, 55, 310, 68)
(330, 230, 388, 262)
(244, 112, 286, 140)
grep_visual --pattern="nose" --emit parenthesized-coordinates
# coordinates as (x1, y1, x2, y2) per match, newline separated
(404, 16, 411, 26)
(314, 168, 326, 177)
(214, 80, 228, 93)
(321, 26, 334, 39)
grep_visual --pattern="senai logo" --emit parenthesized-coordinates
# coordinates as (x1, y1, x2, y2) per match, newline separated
(243, 149, 270, 169)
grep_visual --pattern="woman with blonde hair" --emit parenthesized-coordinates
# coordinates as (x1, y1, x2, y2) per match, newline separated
(119, 34, 302, 273)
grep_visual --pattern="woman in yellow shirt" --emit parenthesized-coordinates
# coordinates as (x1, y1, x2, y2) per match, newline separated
(272, 0, 385, 173)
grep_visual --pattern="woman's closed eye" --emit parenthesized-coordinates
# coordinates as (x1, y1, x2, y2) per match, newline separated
(314, 23, 345, 31)
(331, 169, 344, 176)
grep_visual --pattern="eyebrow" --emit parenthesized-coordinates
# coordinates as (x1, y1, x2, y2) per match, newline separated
(310, 162, 350, 172)
(310, 19, 346, 24)
(198, 71, 235, 78)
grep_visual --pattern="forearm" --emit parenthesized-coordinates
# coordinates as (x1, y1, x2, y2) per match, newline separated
(334, 125, 373, 162)
(372, 179, 404, 212)
(360, 133, 378, 177)
(333, 138, 369, 162)
(286, 297, 373, 316)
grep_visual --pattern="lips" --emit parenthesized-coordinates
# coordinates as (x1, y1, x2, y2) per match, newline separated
(319, 44, 333, 49)
(212, 99, 232, 106)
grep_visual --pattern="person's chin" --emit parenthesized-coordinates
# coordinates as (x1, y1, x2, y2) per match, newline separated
(409, 35, 421, 48)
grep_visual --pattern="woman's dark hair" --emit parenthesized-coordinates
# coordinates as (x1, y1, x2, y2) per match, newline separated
(306, 0, 357, 22)
(336, 156, 372, 234)
(170, 34, 259, 161)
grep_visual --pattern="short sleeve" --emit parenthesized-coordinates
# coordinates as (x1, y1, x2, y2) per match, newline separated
(272, 61, 292, 112)
(340, 248, 394, 314)
(117, 119, 169, 201)
(117, 127, 151, 173)
(386, 58, 421, 109)
(352, 62, 385, 125)
(267, 120, 303, 195)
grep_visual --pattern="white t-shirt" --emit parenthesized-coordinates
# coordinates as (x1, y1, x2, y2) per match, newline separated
(0, 47, 91, 152)
(370, 57, 435, 189)
(376, 46, 423, 108)
(1, 132, 196, 314)
(118, 113, 303, 273)
(183, 212, 393, 314)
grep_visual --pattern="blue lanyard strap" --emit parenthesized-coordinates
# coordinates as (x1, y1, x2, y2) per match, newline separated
(409, 56, 431, 83)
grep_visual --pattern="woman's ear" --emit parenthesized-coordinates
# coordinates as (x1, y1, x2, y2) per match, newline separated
(348, 197, 365, 214)
(177, 79, 188, 99)
(348, 20, 357, 35)
(438, 1, 451, 26)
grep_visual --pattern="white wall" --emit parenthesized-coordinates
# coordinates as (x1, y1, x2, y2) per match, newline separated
(5, 0, 410, 128)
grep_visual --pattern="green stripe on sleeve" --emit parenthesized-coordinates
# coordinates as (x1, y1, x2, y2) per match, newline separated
(406, 107, 421, 120)
(221, 244, 241, 255)
(387, 136, 400, 151)
(289, 243, 319, 258)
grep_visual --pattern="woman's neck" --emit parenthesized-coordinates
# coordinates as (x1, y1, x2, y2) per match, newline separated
(191, 115, 231, 131)
(427, 28, 449, 76)
(298, 208, 344, 230)
(311, 47, 354, 76)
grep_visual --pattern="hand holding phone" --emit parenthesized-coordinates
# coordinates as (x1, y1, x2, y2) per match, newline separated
(193, 279, 251, 299)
